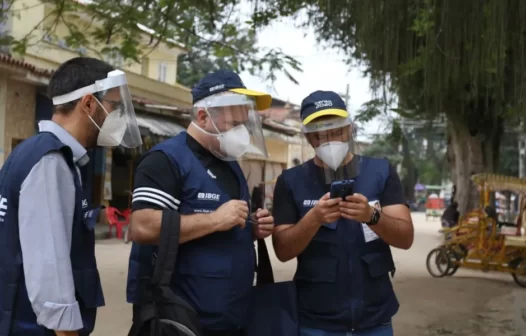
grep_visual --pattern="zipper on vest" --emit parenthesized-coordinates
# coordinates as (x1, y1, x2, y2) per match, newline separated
(351, 301, 356, 332)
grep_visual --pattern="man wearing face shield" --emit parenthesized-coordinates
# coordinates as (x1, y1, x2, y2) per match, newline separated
(271, 91, 414, 336)
(0, 57, 142, 336)
(127, 70, 275, 336)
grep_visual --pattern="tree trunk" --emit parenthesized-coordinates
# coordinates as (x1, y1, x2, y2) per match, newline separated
(401, 137, 417, 201)
(448, 118, 503, 215)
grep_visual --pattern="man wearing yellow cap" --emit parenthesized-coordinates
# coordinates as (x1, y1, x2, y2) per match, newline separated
(272, 90, 414, 336)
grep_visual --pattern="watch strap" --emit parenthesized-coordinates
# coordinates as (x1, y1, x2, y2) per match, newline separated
(366, 207, 380, 225)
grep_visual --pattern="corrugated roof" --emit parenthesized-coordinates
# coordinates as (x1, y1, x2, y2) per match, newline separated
(0, 54, 188, 112)
(135, 114, 185, 137)
(0, 53, 54, 77)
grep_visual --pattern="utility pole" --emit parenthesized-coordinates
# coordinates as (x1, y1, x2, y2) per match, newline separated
(519, 120, 526, 179)
(339, 83, 350, 109)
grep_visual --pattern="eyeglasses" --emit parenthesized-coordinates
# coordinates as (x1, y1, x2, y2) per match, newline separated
(102, 98, 125, 115)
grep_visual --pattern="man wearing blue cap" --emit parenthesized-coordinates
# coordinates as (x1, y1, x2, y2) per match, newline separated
(272, 90, 414, 336)
(126, 70, 275, 336)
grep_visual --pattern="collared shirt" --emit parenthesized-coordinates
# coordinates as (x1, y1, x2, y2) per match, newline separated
(18, 120, 89, 331)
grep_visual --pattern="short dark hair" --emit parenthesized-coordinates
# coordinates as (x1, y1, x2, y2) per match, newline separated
(48, 57, 114, 114)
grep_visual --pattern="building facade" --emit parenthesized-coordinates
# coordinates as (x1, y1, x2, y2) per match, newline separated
(0, 0, 191, 209)
(0, 0, 296, 211)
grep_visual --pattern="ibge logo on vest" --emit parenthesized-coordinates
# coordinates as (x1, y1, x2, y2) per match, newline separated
(194, 192, 221, 213)
(198, 192, 221, 201)
(303, 200, 319, 207)
(0, 195, 7, 222)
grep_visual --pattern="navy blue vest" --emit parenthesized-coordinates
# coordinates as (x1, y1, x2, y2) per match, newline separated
(281, 156, 399, 332)
(127, 132, 255, 331)
(0, 132, 104, 336)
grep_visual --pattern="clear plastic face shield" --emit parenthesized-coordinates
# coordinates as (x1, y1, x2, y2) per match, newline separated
(52, 70, 142, 148)
(302, 115, 361, 185)
(192, 93, 268, 161)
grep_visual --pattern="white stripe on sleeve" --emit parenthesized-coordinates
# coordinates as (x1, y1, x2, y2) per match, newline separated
(132, 196, 178, 210)
(132, 187, 180, 210)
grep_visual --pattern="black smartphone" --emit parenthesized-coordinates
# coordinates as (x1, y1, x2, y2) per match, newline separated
(330, 179, 355, 199)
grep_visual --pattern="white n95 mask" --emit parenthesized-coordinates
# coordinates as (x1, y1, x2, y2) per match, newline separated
(315, 141, 349, 171)
(192, 121, 250, 158)
(89, 104, 127, 147)
(218, 125, 250, 158)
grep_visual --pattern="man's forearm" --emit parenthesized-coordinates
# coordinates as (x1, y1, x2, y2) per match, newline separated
(273, 209, 322, 262)
(131, 209, 217, 244)
(368, 212, 414, 249)
(180, 213, 218, 243)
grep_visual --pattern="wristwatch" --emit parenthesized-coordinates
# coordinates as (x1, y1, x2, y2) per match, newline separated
(366, 207, 381, 226)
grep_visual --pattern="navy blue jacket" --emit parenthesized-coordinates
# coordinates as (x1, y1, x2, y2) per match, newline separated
(0, 132, 104, 336)
(127, 132, 255, 331)
(281, 157, 399, 332)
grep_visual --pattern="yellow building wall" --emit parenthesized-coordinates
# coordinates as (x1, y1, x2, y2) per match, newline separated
(265, 138, 289, 164)
(9, 0, 189, 104)
(4, 79, 36, 159)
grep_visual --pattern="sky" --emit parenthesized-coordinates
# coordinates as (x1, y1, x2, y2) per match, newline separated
(239, 15, 388, 139)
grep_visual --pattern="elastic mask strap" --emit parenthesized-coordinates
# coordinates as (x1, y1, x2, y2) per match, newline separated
(191, 121, 216, 137)
(192, 108, 223, 135)
(88, 99, 110, 131)
(205, 108, 222, 134)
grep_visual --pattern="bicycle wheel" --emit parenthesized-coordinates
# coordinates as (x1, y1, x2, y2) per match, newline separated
(512, 259, 526, 288)
(445, 247, 459, 276)
(426, 247, 451, 278)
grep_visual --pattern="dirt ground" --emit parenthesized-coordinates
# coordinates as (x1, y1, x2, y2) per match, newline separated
(92, 212, 525, 336)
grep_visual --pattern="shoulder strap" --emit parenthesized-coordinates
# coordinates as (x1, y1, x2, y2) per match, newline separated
(256, 239, 275, 285)
(152, 210, 180, 286)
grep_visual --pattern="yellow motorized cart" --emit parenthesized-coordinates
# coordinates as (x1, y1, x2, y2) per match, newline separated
(426, 174, 526, 287)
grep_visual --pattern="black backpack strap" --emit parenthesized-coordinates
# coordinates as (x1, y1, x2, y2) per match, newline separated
(152, 210, 180, 286)
(256, 239, 275, 285)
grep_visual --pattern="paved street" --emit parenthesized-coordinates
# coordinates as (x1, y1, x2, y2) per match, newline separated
(92, 213, 524, 336)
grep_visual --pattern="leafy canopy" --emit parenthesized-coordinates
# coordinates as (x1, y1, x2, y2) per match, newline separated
(0, 0, 302, 87)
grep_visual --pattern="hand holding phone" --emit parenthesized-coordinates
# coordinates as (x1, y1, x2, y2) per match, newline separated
(330, 180, 355, 199)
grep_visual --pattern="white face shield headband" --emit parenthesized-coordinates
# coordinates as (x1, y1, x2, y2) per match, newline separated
(51, 70, 142, 148)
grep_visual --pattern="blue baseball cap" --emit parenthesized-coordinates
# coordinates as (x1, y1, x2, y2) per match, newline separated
(191, 70, 272, 111)
(300, 90, 349, 125)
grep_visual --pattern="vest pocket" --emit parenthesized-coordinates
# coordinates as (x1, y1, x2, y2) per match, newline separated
(177, 251, 233, 314)
(73, 268, 105, 308)
(361, 252, 395, 306)
(295, 258, 338, 313)
(303, 229, 339, 258)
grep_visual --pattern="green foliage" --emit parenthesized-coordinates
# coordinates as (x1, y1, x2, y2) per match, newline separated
(176, 19, 301, 88)
(0, 0, 301, 87)
(364, 117, 447, 188)
(250, 0, 526, 124)
(362, 135, 402, 167)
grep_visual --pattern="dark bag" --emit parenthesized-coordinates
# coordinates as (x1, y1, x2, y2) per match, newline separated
(246, 239, 299, 336)
(128, 211, 204, 336)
